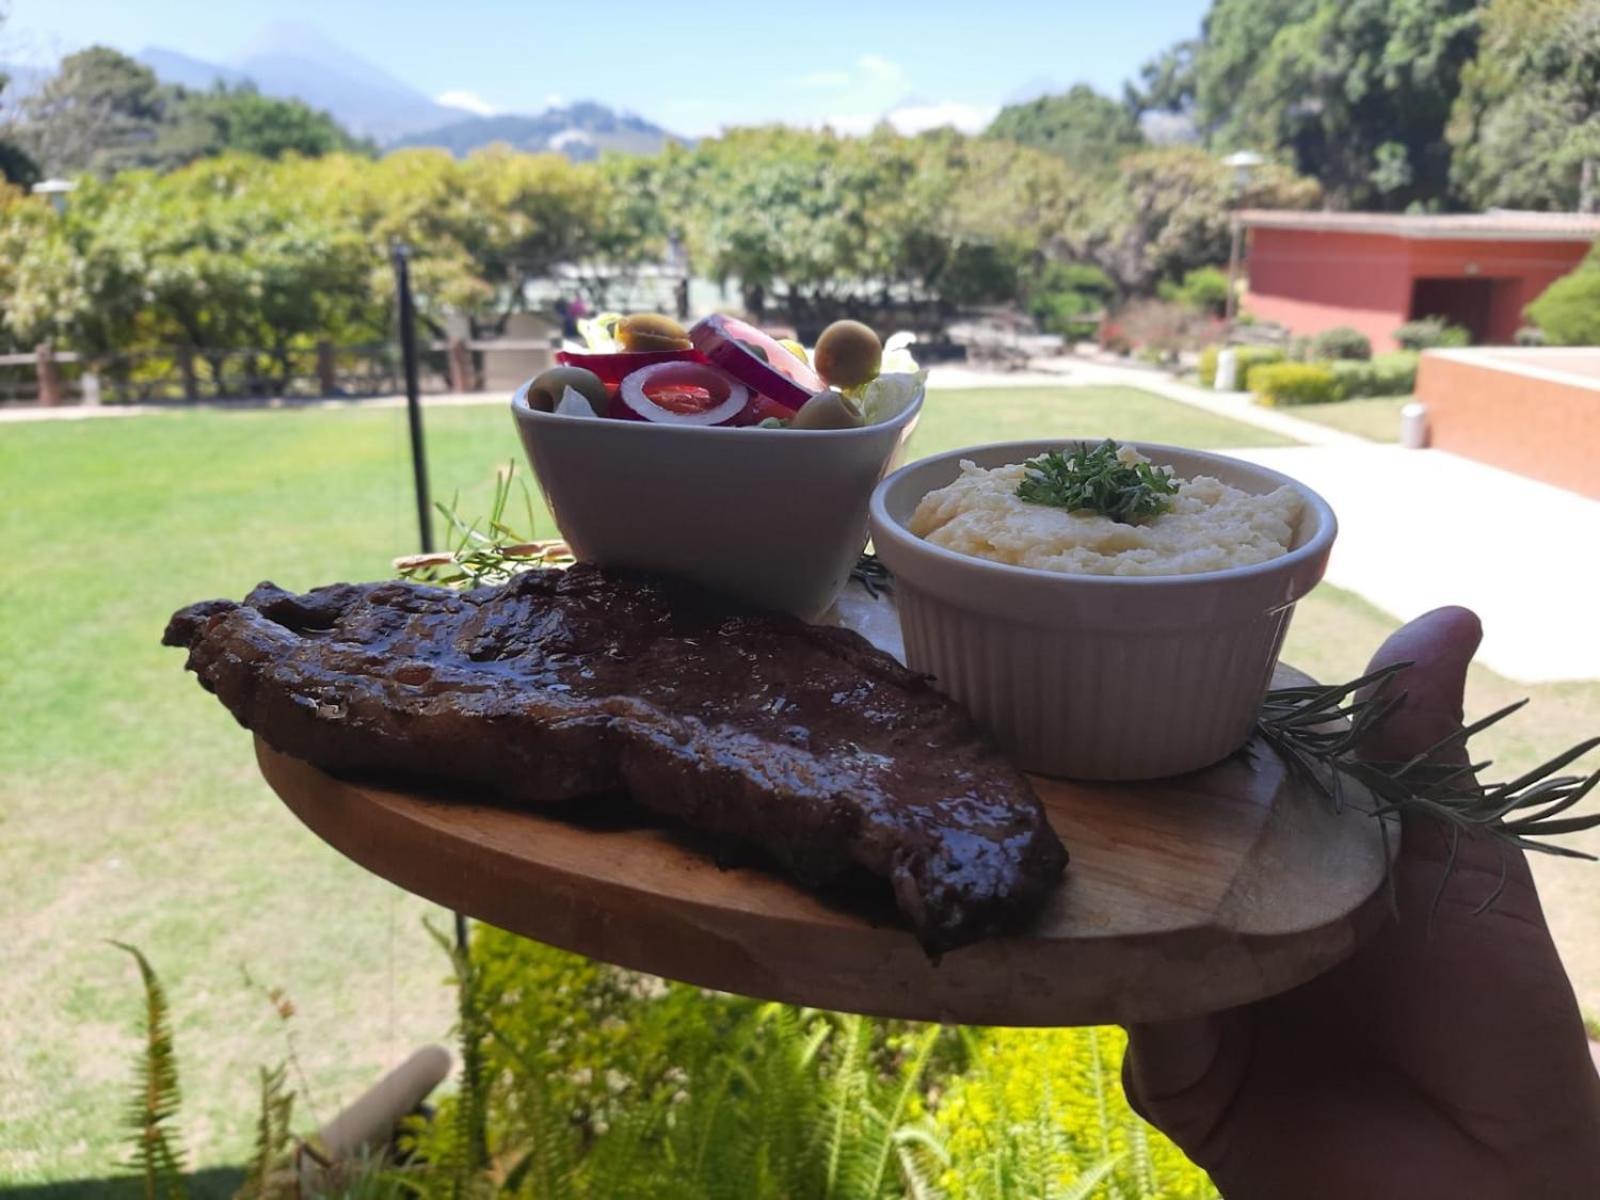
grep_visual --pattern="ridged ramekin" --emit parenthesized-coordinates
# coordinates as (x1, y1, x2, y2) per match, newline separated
(868, 441, 1337, 781)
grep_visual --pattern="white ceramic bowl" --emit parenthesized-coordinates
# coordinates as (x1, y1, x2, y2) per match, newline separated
(868, 441, 1337, 781)
(511, 383, 923, 620)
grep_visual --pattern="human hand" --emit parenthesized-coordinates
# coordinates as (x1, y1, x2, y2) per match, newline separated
(1122, 607, 1600, 1198)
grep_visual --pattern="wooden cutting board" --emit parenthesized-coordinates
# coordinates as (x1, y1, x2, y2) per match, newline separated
(254, 586, 1396, 1027)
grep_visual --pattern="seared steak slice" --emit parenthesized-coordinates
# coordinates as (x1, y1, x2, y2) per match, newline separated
(165, 564, 1066, 951)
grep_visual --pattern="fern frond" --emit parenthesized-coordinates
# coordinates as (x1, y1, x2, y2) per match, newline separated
(112, 942, 187, 1200)
(1060, 1154, 1124, 1200)
(235, 1063, 295, 1200)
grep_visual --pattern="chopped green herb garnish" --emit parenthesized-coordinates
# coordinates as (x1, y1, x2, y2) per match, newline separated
(1016, 439, 1178, 523)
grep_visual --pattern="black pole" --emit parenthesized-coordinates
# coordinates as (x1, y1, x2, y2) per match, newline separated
(392, 241, 435, 556)
(391, 241, 467, 956)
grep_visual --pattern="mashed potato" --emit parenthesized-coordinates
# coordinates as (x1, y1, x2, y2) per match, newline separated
(908, 455, 1303, 576)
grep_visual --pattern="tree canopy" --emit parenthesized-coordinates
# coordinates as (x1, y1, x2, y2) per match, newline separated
(1120, 0, 1600, 213)
(985, 86, 1147, 173)
(1448, 0, 1600, 212)
(9, 46, 368, 178)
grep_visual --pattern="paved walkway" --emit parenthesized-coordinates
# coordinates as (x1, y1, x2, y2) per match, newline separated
(1224, 443, 1600, 684)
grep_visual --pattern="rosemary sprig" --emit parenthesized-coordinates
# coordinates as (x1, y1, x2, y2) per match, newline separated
(1016, 439, 1178, 523)
(393, 461, 573, 587)
(851, 551, 893, 599)
(1257, 664, 1600, 880)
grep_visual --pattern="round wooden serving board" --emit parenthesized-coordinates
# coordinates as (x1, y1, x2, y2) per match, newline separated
(255, 587, 1397, 1027)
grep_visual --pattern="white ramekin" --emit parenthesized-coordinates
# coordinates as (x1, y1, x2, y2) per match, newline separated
(868, 441, 1337, 781)
(512, 382, 922, 620)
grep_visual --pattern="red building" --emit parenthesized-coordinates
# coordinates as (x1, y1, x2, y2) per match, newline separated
(1239, 210, 1600, 351)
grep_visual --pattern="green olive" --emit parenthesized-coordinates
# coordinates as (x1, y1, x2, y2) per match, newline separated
(812, 320, 882, 389)
(527, 366, 609, 415)
(617, 313, 692, 352)
(790, 389, 865, 430)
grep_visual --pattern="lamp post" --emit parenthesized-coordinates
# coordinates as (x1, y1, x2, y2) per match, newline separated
(1221, 151, 1263, 326)
(31, 177, 76, 214)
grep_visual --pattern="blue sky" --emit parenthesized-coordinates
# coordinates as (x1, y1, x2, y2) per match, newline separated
(4, 0, 1209, 136)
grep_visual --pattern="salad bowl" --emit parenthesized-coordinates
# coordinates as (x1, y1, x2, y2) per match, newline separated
(512, 379, 923, 619)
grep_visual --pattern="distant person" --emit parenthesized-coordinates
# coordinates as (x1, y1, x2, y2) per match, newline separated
(1124, 606, 1600, 1198)
(554, 298, 577, 340)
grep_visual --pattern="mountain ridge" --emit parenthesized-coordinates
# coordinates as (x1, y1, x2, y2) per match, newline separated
(131, 32, 681, 156)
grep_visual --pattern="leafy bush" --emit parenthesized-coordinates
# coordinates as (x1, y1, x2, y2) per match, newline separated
(1158, 266, 1231, 317)
(1115, 298, 1219, 359)
(1198, 344, 1285, 388)
(1309, 326, 1372, 361)
(1329, 351, 1418, 398)
(118, 925, 1217, 1200)
(1026, 262, 1115, 340)
(1394, 317, 1470, 351)
(1514, 325, 1547, 347)
(1251, 361, 1342, 406)
(935, 1027, 1214, 1199)
(1526, 266, 1600, 346)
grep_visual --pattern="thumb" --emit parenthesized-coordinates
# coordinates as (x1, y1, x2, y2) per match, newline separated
(1355, 605, 1481, 768)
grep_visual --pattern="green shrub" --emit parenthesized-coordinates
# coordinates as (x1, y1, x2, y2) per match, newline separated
(1251, 361, 1342, 406)
(1329, 351, 1418, 398)
(1028, 262, 1115, 339)
(1159, 266, 1231, 317)
(1198, 344, 1284, 388)
(935, 1026, 1215, 1199)
(1394, 316, 1470, 350)
(1526, 266, 1600, 345)
(1309, 326, 1372, 361)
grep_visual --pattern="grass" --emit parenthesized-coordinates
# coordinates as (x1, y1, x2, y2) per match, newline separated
(1281, 394, 1409, 442)
(2, 384, 1596, 1184)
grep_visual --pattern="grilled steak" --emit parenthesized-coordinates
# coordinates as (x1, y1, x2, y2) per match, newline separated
(164, 565, 1066, 951)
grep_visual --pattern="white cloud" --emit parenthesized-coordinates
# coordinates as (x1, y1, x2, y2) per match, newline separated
(857, 53, 904, 85)
(795, 69, 851, 89)
(543, 93, 567, 110)
(435, 89, 498, 117)
(885, 101, 998, 135)
(821, 101, 998, 137)
(549, 128, 594, 150)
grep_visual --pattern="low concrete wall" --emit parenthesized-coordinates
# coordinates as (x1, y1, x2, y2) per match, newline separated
(1416, 348, 1600, 499)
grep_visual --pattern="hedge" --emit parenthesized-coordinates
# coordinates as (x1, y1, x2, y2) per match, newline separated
(1310, 326, 1372, 361)
(1394, 317, 1470, 350)
(1250, 362, 1342, 406)
(1198, 344, 1285, 388)
(1329, 350, 1419, 398)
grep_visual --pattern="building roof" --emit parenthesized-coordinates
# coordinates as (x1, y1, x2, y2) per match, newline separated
(1238, 209, 1600, 242)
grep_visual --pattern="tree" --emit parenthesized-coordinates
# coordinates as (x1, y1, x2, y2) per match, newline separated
(1526, 249, 1600, 343)
(986, 86, 1146, 173)
(1448, 0, 1600, 212)
(160, 84, 371, 165)
(1178, 0, 1480, 210)
(14, 46, 168, 177)
(1129, 40, 1201, 115)
(1055, 145, 1318, 295)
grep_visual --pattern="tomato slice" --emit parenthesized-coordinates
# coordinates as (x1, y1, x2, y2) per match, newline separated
(645, 383, 718, 415)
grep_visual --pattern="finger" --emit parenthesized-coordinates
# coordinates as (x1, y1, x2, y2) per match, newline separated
(1122, 1012, 1247, 1163)
(1355, 605, 1481, 767)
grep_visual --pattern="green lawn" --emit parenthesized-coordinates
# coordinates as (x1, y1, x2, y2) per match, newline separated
(3, 385, 1595, 1184)
(1283, 394, 1409, 442)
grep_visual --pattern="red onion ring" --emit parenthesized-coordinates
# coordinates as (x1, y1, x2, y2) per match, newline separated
(688, 314, 821, 411)
(617, 361, 750, 426)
